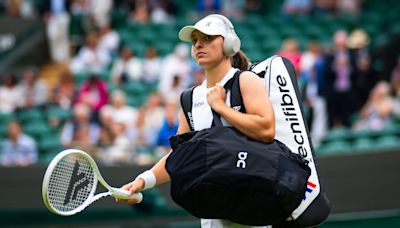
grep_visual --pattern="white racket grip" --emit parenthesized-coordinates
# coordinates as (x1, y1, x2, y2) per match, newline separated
(111, 187, 143, 203)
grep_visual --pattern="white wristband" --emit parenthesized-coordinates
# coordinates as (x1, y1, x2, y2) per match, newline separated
(136, 170, 156, 190)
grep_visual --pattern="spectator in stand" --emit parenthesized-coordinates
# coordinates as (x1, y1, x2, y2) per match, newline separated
(159, 43, 193, 98)
(155, 100, 179, 157)
(127, 108, 156, 165)
(89, 0, 112, 28)
(142, 92, 166, 146)
(192, 68, 206, 87)
(300, 41, 327, 146)
(43, 0, 71, 63)
(110, 46, 143, 85)
(335, 0, 362, 16)
(19, 68, 48, 109)
(49, 70, 76, 110)
(76, 74, 108, 121)
(221, 0, 244, 20)
(0, 121, 38, 166)
(277, 38, 302, 75)
(323, 30, 357, 128)
(243, 0, 265, 14)
(313, 0, 335, 15)
(195, 0, 222, 17)
(70, 31, 111, 74)
(391, 56, 400, 119)
(98, 21, 120, 57)
(101, 119, 133, 165)
(99, 90, 138, 129)
(355, 81, 393, 131)
(150, 0, 177, 24)
(165, 74, 185, 102)
(282, 0, 312, 17)
(128, 0, 151, 24)
(142, 46, 162, 85)
(60, 103, 101, 149)
(0, 73, 23, 114)
(347, 29, 378, 111)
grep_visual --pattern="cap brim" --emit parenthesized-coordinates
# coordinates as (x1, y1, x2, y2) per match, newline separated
(178, 25, 224, 42)
(178, 26, 196, 42)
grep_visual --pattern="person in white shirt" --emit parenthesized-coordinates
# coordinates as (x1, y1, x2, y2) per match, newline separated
(115, 14, 275, 228)
(110, 47, 143, 85)
(70, 32, 110, 74)
(98, 22, 120, 56)
(0, 73, 23, 113)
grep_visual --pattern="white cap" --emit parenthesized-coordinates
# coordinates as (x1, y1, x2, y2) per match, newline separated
(179, 16, 229, 42)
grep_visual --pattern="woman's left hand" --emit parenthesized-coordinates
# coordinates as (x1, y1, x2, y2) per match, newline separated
(207, 83, 227, 111)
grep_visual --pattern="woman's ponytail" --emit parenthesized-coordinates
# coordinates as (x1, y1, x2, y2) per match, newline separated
(230, 50, 250, 70)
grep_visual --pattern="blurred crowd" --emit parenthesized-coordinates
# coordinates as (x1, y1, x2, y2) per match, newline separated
(0, 0, 399, 167)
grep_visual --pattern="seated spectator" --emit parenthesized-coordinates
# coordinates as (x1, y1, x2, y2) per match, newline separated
(89, 0, 113, 28)
(159, 43, 192, 97)
(282, 0, 312, 17)
(99, 90, 138, 129)
(49, 70, 76, 110)
(19, 68, 48, 109)
(60, 103, 101, 148)
(128, 108, 157, 165)
(335, 0, 362, 16)
(195, 0, 222, 17)
(142, 92, 166, 145)
(313, 0, 335, 15)
(277, 38, 302, 75)
(70, 31, 111, 74)
(142, 46, 162, 84)
(155, 100, 179, 157)
(129, 0, 151, 24)
(101, 119, 133, 165)
(355, 81, 393, 131)
(0, 73, 23, 113)
(221, 0, 244, 20)
(391, 56, 400, 118)
(76, 74, 108, 119)
(150, 0, 177, 24)
(0, 121, 38, 166)
(165, 74, 185, 102)
(98, 21, 120, 57)
(110, 47, 143, 85)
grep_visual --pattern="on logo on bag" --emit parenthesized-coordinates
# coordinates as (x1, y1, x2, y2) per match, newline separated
(236, 152, 248, 169)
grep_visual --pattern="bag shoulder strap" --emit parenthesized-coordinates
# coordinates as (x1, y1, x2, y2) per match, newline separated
(180, 86, 195, 131)
(181, 69, 246, 130)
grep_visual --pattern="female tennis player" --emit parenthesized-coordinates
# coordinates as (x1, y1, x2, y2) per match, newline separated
(116, 14, 275, 228)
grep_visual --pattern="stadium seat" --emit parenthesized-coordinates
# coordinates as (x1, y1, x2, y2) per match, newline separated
(374, 135, 400, 150)
(17, 108, 44, 124)
(321, 127, 352, 144)
(352, 137, 375, 152)
(23, 121, 51, 139)
(316, 140, 352, 156)
(46, 106, 72, 123)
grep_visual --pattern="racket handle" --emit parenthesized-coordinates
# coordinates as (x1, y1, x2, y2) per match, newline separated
(111, 187, 143, 203)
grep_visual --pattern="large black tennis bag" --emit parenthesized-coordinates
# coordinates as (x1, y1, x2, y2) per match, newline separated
(166, 113, 311, 226)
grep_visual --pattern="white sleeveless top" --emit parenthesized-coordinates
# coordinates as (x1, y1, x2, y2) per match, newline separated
(191, 68, 237, 131)
(191, 68, 270, 228)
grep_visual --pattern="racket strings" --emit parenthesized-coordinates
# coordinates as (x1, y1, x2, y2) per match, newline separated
(47, 155, 95, 212)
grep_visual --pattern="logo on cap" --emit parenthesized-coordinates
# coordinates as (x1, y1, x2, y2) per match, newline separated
(205, 21, 212, 27)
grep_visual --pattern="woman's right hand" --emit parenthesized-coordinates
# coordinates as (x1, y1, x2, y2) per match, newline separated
(115, 178, 145, 204)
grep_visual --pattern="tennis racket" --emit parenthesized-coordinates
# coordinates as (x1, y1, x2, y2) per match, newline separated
(42, 149, 143, 216)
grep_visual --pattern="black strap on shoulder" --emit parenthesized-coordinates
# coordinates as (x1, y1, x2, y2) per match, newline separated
(181, 70, 248, 130)
(180, 86, 195, 131)
(212, 70, 246, 126)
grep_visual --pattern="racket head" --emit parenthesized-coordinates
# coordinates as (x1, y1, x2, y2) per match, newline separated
(42, 149, 98, 216)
